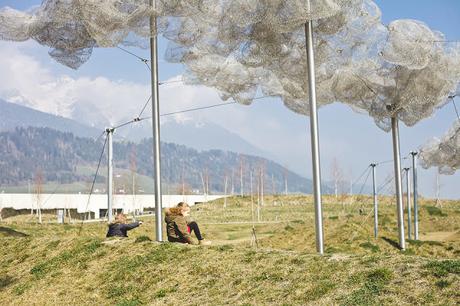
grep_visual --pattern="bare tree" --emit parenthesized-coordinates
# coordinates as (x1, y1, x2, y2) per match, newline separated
(283, 167, 288, 196)
(256, 167, 261, 222)
(330, 157, 344, 199)
(34, 170, 43, 224)
(250, 169, 254, 206)
(239, 155, 245, 197)
(223, 173, 228, 208)
(260, 162, 265, 207)
(200, 167, 210, 203)
(231, 168, 235, 196)
(434, 172, 443, 207)
(129, 146, 138, 214)
(181, 164, 186, 197)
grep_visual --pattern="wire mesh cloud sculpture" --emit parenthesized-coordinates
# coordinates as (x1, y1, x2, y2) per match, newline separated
(1, 0, 460, 130)
(160, 0, 460, 130)
(419, 120, 460, 175)
(0, 0, 166, 68)
(337, 21, 460, 131)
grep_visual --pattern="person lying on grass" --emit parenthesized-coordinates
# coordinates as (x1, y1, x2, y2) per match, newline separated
(165, 202, 211, 245)
(106, 213, 142, 238)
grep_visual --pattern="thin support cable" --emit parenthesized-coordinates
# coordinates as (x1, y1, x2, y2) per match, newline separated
(40, 184, 62, 209)
(138, 95, 152, 118)
(112, 95, 272, 131)
(160, 101, 237, 117)
(93, 130, 106, 143)
(159, 79, 183, 85)
(376, 155, 410, 166)
(351, 166, 371, 189)
(451, 97, 460, 121)
(143, 61, 152, 72)
(78, 134, 108, 235)
(116, 46, 149, 63)
(357, 168, 372, 195)
(377, 175, 394, 194)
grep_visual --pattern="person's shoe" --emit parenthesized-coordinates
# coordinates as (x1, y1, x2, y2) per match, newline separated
(199, 239, 212, 246)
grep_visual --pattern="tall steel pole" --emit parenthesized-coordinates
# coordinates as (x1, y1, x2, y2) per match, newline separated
(404, 168, 412, 240)
(391, 117, 406, 250)
(371, 163, 378, 238)
(305, 20, 324, 255)
(410, 151, 419, 240)
(150, 0, 163, 242)
(106, 128, 114, 223)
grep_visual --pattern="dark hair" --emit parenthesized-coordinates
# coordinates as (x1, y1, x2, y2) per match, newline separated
(177, 202, 189, 208)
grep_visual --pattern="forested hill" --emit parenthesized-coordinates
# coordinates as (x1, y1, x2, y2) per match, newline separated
(0, 127, 325, 194)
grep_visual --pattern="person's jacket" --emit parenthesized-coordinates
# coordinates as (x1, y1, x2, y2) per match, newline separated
(106, 222, 140, 238)
(165, 208, 192, 243)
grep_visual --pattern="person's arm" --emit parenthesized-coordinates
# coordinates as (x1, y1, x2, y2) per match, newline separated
(121, 221, 140, 231)
(175, 217, 193, 244)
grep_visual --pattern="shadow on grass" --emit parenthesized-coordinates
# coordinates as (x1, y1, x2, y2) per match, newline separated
(381, 237, 400, 250)
(0, 227, 28, 237)
(0, 275, 15, 289)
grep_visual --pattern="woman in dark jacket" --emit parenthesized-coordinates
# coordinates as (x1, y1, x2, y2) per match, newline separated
(165, 202, 211, 245)
(106, 213, 142, 238)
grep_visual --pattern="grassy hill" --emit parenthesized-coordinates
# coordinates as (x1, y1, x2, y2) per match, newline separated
(0, 195, 459, 305)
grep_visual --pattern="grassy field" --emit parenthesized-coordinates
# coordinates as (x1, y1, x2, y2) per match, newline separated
(0, 195, 459, 305)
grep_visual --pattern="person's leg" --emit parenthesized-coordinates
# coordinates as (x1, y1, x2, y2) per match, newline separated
(188, 221, 203, 240)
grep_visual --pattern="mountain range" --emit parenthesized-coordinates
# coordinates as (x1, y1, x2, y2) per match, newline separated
(0, 126, 327, 194)
(0, 98, 275, 161)
(0, 99, 370, 195)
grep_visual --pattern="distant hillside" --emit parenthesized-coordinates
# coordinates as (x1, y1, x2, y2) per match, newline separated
(0, 127, 328, 194)
(122, 119, 273, 160)
(0, 99, 101, 138)
(1, 99, 283, 170)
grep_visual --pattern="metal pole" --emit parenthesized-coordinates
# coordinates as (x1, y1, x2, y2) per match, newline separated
(371, 163, 378, 238)
(410, 151, 419, 240)
(404, 168, 412, 240)
(305, 20, 324, 255)
(391, 117, 406, 250)
(150, 0, 163, 242)
(106, 128, 114, 223)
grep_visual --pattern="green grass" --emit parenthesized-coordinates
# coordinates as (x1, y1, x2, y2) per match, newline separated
(425, 206, 447, 217)
(424, 260, 460, 277)
(0, 195, 459, 305)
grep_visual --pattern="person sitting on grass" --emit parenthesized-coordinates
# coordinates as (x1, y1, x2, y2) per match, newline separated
(106, 213, 142, 238)
(165, 202, 211, 245)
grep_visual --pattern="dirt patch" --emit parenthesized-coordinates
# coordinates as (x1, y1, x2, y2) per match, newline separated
(419, 231, 459, 242)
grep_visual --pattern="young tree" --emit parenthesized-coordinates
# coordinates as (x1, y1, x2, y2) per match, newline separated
(283, 167, 288, 196)
(129, 146, 138, 214)
(330, 157, 344, 199)
(223, 173, 228, 208)
(34, 169, 43, 224)
(434, 172, 443, 207)
(239, 155, 245, 197)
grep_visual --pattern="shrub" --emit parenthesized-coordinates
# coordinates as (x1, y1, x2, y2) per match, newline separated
(13, 283, 31, 296)
(0, 275, 14, 289)
(359, 242, 380, 253)
(134, 235, 151, 243)
(116, 299, 141, 306)
(425, 206, 447, 217)
(342, 268, 392, 305)
(424, 260, 460, 277)
(435, 280, 451, 289)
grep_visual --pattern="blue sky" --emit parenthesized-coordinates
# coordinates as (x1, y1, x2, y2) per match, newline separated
(0, 0, 460, 199)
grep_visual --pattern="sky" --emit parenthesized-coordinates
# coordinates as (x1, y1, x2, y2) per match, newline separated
(0, 0, 460, 199)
